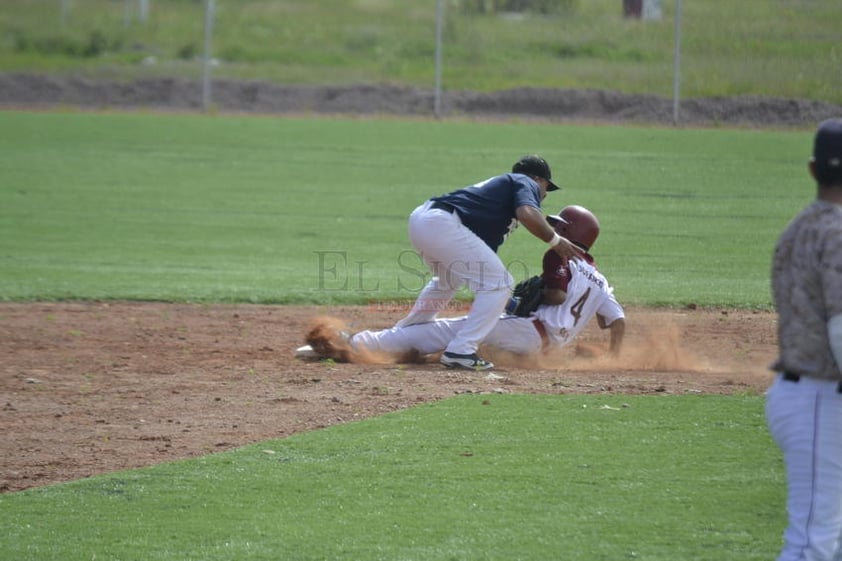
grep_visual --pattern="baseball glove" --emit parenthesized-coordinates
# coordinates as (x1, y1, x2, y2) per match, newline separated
(507, 275, 545, 317)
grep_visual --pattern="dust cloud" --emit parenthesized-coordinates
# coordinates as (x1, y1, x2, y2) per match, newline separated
(305, 316, 714, 373)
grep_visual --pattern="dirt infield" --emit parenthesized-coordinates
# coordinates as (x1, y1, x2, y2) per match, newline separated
(0, 301, 777, 493)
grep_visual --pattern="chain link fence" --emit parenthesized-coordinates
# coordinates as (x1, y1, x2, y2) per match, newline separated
(2, 0, 840, 125)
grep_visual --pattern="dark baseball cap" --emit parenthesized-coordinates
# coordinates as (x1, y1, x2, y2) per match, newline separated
(512, 155, 560, 191)
(813, 118, 842, 181)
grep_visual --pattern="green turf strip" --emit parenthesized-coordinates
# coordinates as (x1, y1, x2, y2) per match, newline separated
(0, 394, 783, 561)
(0, 111, 810, 307)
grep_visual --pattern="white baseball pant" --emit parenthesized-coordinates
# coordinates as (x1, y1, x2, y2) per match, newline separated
(353, 315, 543, 356)
(766, 373, 842, 561)
(395, 201, 513, 356)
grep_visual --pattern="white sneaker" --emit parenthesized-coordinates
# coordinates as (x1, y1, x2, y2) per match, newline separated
(440, 351, 494, 371)
(295, 345, 319, 359)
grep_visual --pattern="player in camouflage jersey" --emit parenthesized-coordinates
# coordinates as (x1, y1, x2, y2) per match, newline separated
(766, 118, 842, 561)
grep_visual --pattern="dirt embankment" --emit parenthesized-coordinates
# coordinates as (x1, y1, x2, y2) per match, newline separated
(1, 72, 841, 127)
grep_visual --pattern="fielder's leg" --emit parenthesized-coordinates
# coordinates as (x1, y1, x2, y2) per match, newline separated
(395, 202, 466, 327)
(766, 374, 842, 561)
(442, 244, 513, 357)
(395, 275, 458, 328)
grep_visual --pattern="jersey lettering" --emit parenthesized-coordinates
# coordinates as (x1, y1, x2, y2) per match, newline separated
(571, 261, 604, 289)
(569, 287, 591, 326)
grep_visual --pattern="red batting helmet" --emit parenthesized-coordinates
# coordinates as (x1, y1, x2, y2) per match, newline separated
(546, 205, 600, 251)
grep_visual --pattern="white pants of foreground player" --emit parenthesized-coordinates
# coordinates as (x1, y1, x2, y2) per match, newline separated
(353, 315, 543, 356)
(395, 201, 513, 356)
(766, 373, 842, 561)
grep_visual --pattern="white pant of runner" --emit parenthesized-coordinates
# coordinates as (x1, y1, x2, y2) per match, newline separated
(395, 201, 513, 356)
(766, 373, 842, 561)
(353, 315, 543, 356)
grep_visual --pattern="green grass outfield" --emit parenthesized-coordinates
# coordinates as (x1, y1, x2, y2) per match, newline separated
(0, 110, 812, 307)
(1, 394, 783, 561)
(0, 111, 796, 559)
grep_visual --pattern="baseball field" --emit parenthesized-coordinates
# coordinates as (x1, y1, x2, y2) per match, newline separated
(0, 108, 808, 560)
(4, 2, 839, 557)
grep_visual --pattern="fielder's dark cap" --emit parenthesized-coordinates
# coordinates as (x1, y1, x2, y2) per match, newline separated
(512, 155, 560, 191)
(813, 118, 842, 184)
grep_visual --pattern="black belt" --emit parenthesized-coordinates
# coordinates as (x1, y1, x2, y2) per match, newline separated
(430, 201, 457, 214)
(783, 371, 842, 394)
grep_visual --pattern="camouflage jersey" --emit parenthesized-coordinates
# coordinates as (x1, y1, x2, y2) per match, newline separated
(771, 200, 842, 380)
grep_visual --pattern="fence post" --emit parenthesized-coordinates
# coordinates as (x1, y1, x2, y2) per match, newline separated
(672, 0, 682, 124)
(202, 0, 215, 111)
(60, 0, 70, 26)
(434, 0, 444, 118)
(139, 0, 150, 23)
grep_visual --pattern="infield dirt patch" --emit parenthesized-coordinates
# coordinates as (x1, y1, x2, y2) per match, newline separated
(0, 302, 776, 493)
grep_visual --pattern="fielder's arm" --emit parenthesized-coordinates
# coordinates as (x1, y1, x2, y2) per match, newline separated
(515, 205, 580, 261)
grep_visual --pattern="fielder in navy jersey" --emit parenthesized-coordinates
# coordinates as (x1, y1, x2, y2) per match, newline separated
(394, 155, 580, 371)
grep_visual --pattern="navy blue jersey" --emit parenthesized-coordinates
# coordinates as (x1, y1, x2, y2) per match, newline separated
(430, 173, 543, 251)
